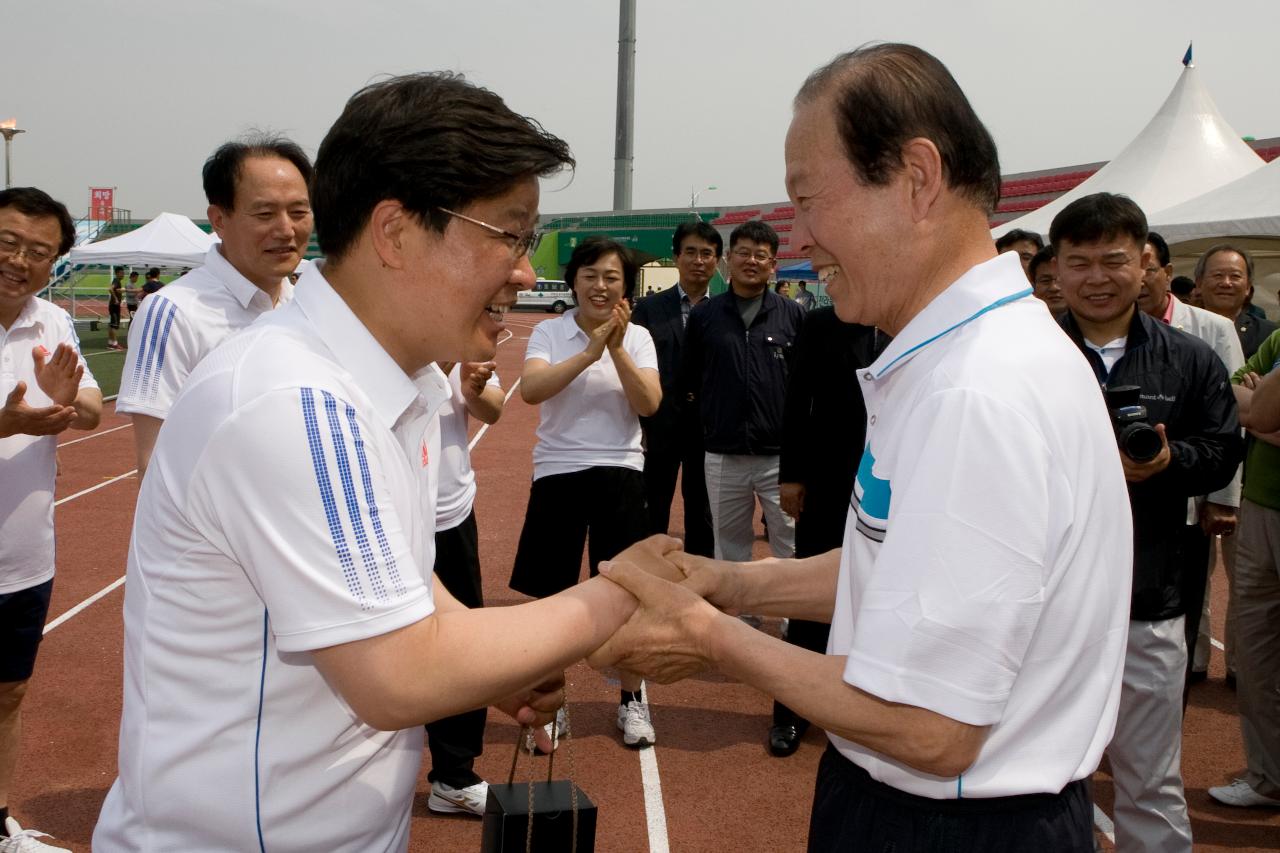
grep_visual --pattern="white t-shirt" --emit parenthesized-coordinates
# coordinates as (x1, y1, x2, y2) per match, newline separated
(829, 251, 1132, 799)
(94, 265, 449, 853)
(0, 297, 99, 594)
(435, 363, 501, 531)
(116, 244, 294, 419)
(525, 310, 657, 480)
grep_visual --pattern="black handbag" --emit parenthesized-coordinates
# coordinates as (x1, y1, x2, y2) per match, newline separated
(480, 709, 596, 853)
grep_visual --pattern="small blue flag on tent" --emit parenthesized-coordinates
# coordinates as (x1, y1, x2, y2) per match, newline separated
(1182, 42, 1193, 66)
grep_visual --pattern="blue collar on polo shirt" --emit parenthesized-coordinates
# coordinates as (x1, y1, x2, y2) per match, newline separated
(291, 262, 433, 430)
(204, 243, 294, 310)
(869, 252, 1033, 380)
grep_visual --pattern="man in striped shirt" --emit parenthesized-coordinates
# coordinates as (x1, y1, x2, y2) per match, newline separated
(117, 134, 313, 476)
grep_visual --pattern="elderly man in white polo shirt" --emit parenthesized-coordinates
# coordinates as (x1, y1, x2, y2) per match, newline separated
(93, 73, 683, 853)
(589, 44, 1132, 852)
(117, 134, 313, 476)
(0, 187, 102, 852)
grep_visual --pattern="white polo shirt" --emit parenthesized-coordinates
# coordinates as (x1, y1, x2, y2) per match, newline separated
(829, 251, 1132, 799)
(435, 363, 501, 531)
(117, 244, 294, 419)
(0, 297, 99, 594)
(94, 264, 449, 853)
(525, 309, 657, 480)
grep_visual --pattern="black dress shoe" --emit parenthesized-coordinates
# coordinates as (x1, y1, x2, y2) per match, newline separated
(768, 724, 803, 757)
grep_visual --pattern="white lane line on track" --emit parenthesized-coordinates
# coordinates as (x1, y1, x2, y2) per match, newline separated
(639, 745, 670, 853)
(53, 469, 137, 507)
(1093, 804, 1116, 844)
(1211, 637, 1225, 651)
(468, 380, 522, 452)
(44, 576, 126, 635)
(58, 422, 132, 447)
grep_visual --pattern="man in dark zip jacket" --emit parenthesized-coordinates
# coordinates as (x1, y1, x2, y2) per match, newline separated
(1054, 193, 1242, 853)
(681, 219, 805, 562)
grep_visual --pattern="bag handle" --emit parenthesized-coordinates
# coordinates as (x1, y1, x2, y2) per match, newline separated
(508, 697, 581, 853)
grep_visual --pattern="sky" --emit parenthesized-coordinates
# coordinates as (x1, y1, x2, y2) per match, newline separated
(6, 0, 1279, 220)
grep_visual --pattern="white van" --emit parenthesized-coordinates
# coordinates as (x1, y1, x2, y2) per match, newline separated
(515, 279, 573, 313)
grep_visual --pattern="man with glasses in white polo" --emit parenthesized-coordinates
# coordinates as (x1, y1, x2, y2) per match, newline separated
(682, 219, 804, 562)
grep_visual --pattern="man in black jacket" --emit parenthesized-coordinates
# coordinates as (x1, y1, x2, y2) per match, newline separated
(1195, 244, 1277, 360)
(1055, 193, 1242, 852)
(632, 221, 719, 557)
(769, 308, 886, 756)
(682, 220, 804, 561)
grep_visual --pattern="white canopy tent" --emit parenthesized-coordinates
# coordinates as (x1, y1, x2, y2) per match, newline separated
(993, 64, 1264, 238)
(68, 211, 216, 268)
(1150, 155, 1280, 243)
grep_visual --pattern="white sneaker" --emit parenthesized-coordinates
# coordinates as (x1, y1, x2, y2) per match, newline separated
(617, 700, 656, 748)
(0, 818, 71, 853)
(427, 780, 490, 817)
(1208, 778, 1280, 808)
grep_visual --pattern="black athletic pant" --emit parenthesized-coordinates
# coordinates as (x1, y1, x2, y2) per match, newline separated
(1179, 522, 1211, 708)
(425, 510, 487, 788)
(808, 746, 1094, 852)
(641, 423, 714, 558)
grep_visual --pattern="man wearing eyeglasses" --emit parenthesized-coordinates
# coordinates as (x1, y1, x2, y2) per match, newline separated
(632, 220, 722, 558)
(682, 219, 803, 563)
(0, 187, 101, 852)
(116, 133, 313, 477)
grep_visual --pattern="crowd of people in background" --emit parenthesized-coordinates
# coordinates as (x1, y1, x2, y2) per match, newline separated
(2, 41, 1280, 853)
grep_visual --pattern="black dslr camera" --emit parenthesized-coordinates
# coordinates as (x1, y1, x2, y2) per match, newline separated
(1104, 385, 1162, 463)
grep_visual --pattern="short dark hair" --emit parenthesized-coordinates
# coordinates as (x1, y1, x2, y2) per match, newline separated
(1028, 245, 1056, 281)
(0, 188, 76, 257)
(564, 236, 638, 303)
(1170, 275, 1195, 298)
(202, 132, 313, 211)
(1194, 243, 1254, 285)
(147, 267, 160, 278)
(729, 220, 779, 255)
(1146, 231, 1171, 267)
(995, 229, 1043, 253)
(112, 266, 125, 277)
(796, 43, 1002, 214)
(672, 220, 723, 258)
(312, 72, 574, 261)
(128, 270, 139, 278)
(1049, 193, 1147, 251)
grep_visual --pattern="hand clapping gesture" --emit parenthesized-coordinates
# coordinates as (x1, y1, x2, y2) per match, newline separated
(460, 361, 497, 401)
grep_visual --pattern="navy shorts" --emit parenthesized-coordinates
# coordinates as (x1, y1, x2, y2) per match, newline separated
(0, 578, 55, 682)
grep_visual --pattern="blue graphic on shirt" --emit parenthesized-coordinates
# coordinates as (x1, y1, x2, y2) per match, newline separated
(853, 446, 891, 542)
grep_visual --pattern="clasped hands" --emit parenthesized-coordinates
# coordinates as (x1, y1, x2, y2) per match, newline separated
(586, 534, 743, 685)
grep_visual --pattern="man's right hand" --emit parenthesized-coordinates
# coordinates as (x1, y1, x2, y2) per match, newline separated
(780, 482, 805, 519)
(0, 381, 77, 438)
(672, 551, 746, 615)
(611, 534, 685, 583)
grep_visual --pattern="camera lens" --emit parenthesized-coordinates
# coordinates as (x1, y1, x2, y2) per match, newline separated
(1119, 423, 1162, 463)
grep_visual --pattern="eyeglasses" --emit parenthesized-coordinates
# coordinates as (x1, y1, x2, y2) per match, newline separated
(436, 207, 542, 259)
(730, 248, 774, 263)
(0, 233, 56, 264)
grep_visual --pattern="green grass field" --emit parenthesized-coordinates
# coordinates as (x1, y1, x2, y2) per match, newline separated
(76, 323, 129, 398)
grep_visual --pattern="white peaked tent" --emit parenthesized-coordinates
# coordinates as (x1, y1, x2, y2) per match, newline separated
(1150, 155, 1280, 242)
(993, 63, 1264, 238)
(68, 211, 215, 267)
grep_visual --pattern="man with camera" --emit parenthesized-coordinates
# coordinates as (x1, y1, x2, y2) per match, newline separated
(1056, 193, 1243, 852)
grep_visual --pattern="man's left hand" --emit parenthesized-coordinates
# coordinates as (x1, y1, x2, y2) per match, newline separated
(33, 343, 82, 406)
(1121, 423, 1171, 483)
(1200, 501, 1238, 537)
(460, 361, 496, 400)
(588, 560, 720, 684)
(494, 672, 566, 753)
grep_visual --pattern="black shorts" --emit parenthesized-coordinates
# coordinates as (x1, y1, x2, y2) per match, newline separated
(0, 578, 55, 682)
(108, 303, 121, 329)
(808, 745, 1094, 853)
(509, 466, 648, 599)
(126, 301, 138, 313)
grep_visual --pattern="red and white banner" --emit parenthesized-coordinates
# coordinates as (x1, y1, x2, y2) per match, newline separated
(90, 187, 114, 220)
